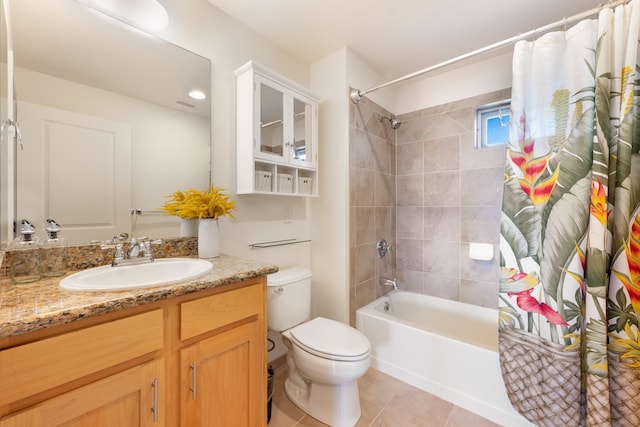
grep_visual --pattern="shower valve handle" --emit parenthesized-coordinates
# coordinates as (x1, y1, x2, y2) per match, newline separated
(377, 239, 392, 258)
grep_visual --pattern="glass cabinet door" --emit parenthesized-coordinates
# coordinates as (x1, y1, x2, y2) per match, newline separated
(291, 96, 314, 167)
(258, 81, 285, 160)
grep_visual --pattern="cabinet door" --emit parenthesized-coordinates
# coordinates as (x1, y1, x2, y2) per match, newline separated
(0, 359, 164, 427)
(290, 94, 317, 169)
(180, 320, 265, 427)
(256, 77, 287, 163)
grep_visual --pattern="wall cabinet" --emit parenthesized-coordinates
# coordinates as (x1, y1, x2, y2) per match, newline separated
(0, 279, 267, 427)
(236, 61, 319, 196)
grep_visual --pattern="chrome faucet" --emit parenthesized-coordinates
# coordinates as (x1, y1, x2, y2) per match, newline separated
(379, 276, 398, 290)
(101, 236, 162, 267)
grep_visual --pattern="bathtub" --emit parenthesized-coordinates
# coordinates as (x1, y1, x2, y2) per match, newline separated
(356, 290, 534, 427)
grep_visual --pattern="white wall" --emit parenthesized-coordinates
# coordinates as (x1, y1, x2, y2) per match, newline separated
(156, 0, 313, 269)
(308, 48, 350, 322)
(157, 0, 316, 362)
(395, 52, 513, 114)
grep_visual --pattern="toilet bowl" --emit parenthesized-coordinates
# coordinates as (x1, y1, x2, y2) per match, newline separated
(267, 267, 371, 427)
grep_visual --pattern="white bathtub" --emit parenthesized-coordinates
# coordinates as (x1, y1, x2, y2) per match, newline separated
(356, 290, 534, 427)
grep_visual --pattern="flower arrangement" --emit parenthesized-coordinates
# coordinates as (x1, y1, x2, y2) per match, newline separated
(160, 185, 237, 219)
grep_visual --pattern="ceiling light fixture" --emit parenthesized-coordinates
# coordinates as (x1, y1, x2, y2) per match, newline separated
(188, 90, 207, 100)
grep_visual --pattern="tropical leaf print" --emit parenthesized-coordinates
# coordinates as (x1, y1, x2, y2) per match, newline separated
(501, 163, 541, 261)
(542, 106, 595, 237)
(585, 317, 609, 376)
(540, 176, 591, 303)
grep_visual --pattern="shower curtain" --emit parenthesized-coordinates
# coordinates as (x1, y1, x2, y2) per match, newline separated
(499, 1, 640, 426)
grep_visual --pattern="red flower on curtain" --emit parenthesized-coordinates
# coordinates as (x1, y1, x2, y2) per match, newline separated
(508, 288, 568, 325)
(620, 214, 640, 314)
(509, 114, 560, 205)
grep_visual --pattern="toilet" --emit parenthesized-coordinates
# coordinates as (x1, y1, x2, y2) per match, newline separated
(267, 267, 370, 427)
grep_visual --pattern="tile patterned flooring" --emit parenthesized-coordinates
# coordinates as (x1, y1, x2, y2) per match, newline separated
(268, 360, 501, 427)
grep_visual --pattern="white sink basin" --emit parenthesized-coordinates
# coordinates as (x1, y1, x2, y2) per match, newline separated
(60, 258, 213, 292)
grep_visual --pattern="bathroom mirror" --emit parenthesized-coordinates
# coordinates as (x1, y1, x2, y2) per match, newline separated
(3, 0, 211, 244)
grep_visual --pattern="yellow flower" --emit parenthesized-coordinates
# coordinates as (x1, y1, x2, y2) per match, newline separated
(590, 180, 608, 226)
(160, 185, 237, 220)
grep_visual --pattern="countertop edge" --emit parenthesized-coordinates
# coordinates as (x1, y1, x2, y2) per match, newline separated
(0, 255, 278, 339)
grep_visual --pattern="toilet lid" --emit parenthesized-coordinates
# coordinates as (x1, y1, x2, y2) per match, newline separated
(289, 317, 370, 361)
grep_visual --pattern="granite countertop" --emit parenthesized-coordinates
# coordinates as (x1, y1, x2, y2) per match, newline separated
(0, 255, 278, 339)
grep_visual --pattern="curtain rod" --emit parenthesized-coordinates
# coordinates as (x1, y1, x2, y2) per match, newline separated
(350, 0, 631, 103)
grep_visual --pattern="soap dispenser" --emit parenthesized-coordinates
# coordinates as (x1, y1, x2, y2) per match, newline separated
(41, 219, 68, 278)
(8, 219, 41, 284)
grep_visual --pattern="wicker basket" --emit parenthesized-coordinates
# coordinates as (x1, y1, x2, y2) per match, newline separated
(499, 328, 581, 427)
(608, 350, 640, 426)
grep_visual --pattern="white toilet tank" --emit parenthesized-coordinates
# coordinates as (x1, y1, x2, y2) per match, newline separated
(267, 266, 312, 332)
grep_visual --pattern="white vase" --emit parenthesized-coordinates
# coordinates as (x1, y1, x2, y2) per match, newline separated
(198, 218, 220, 258)
(180, 218, 199, 237)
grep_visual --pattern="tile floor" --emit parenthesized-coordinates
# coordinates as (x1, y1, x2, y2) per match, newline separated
(267, 359, 501, 427)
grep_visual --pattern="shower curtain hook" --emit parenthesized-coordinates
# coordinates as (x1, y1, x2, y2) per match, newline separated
(532, 27, 537, 44)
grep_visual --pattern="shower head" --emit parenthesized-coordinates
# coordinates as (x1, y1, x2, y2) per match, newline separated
(378, 114, 401, 130)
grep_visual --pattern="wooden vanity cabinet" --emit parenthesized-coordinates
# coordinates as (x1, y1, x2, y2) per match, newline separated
(0, 359, 164, 427)
(178, 281, 266, 426)
(0, 277, 267, 427)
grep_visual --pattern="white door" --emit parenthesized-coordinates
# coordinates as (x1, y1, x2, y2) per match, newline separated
(16, 101, 131, 244)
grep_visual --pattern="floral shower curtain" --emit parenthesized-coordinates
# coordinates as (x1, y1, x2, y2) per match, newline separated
(499, 1, 640, 426)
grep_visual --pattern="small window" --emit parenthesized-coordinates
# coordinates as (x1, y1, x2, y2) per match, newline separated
(474, 99, 510, 149)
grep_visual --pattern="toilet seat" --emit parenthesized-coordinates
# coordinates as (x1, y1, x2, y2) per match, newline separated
(289, 317, 370, 362)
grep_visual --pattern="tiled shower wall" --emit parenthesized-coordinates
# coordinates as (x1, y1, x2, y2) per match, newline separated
(394, 89, 509, 309)
(348, 89, 510, 324)
(349, 95, 396, 327)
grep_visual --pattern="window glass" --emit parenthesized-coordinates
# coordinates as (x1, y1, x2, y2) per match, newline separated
(474, 100, 510, 149)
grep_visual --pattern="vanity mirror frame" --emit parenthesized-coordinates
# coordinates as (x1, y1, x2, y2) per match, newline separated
(0, 0, 212, 245)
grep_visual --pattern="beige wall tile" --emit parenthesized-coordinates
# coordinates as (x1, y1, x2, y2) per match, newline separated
(423, 272, 461, 301)
(461, 279, 498, 309)
(349, 89, 507, 315)
(397, 238, 423, 271)
(397, 206, 424, 239)
(397, 174, 424, 206)
(460, 167, 504, 207)
(424, 171, 460, 207)
(355, 242, 376, 284)
(423, 240, 460, 275)
(460, 206, 501, 244)
(424, 206, 460, 241)
(424, 135, 460, 172)
(397, 141, 424, 174)
(353, 168, 374, 206)
(355, 207, 375, 245)
(374, 172, 394, 207)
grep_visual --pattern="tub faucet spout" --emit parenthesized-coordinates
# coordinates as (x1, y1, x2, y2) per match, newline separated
(379, 277, 398, 290)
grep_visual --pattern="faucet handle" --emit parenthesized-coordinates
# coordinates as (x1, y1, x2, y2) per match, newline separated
(140, 238, 163, 260)
(100, 242, 125, 266)
(100, 242, 123, 250)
